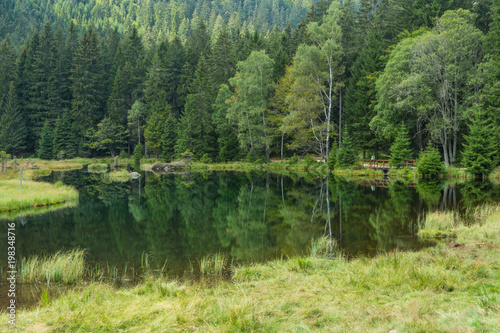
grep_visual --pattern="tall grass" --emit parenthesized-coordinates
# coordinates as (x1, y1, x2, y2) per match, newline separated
(0, 180, 79, 212)
(18, 249, 86, 284)
(418, 202, 500, 238)
(199, 252, 228, 278)
(5, 205, 499, 332)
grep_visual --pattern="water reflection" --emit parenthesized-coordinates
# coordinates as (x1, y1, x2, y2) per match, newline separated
(1, 170, 499, 277)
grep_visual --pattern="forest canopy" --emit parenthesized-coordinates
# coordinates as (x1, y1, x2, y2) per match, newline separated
(0, 0, 498, 175)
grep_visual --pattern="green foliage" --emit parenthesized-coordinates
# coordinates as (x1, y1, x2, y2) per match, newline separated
(417, 146, 445, 177)
(389, 124, 413, 168)
(0, 83, 27, 155)
(37, 121, 53, 160)
(303, 154, 316, 169)
(462, 109, 498, 177)
(228, 50, 275, 161)
(90, 117, 127, 157)
(336, 129, 358, 168)
(133, 143, 143, 166)
(200, 154, 212, 164)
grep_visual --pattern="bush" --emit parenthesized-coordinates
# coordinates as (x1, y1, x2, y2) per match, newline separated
(417, 146, 445, 178)
(200, 153, 213, 163)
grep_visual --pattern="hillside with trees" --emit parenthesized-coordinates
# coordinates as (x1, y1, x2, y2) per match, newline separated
(0, 0, 498, 176)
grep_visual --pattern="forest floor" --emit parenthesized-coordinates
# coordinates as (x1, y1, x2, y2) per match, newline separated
(2, 204, 498, 332)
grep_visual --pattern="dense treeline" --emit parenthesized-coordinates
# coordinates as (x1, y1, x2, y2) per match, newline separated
(0, 0, 498, 176)
(0, 0, 311, 47)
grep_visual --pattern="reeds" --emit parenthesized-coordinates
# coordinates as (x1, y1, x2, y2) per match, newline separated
(199, 252, 228, 278)
(18, 249, 86, 284)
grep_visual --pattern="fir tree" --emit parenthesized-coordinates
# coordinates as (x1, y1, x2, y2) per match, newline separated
(462, 109, 497, 177)
(52, 112, 74, 159)
(71, 27, 104, 135)
(417, 146, 445, 178)
(176, 55, 216, 158)
(389, 124, 413, 168)
(0, 83, 27, 155)
(37, 121, 53, 160)
(336, 128, 358, 167)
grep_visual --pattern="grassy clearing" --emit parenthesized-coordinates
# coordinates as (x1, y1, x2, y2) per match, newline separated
(18, 249, 86, 284)
(0, 180, 78, 212)
(4, 204, 499, 332)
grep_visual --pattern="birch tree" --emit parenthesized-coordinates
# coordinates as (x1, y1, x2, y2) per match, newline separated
(283, 1, 344, 160)
(227, 50, 274, 161)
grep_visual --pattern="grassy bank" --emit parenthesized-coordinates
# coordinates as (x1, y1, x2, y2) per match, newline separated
(0, 180, 78, 212)
(4, 204, 499, 332)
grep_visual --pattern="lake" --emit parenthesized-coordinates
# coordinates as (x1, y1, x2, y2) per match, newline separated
(1, 169, 499, 308)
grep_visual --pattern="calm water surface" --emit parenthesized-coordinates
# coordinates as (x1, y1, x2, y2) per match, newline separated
(1, 169, 499, 308)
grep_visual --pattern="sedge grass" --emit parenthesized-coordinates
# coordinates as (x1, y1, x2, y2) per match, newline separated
(18, 249, 86, 284)
(0, 180, 78, 212)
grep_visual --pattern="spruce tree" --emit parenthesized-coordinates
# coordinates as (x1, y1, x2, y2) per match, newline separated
(71, 28, 104, 135)
(389, 124, 413, 168)
(37, 121, 53, 160)
(176, 55, 216, 159)
(52, 112, 73, 159)
(160, 110, 177, 162)
(0, 83, 27, 155)
(336, 128, 358, 167)
(213, 85, 239, 162)
(462, 109, 497, 177)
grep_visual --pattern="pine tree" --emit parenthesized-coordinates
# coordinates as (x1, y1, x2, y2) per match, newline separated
(160, 110, 177, 162)
(389, 124, 413, 168)
(144, 94, 177, 161)
(176, 55, 216, 159)
(164, 37, 186, 118)
(345, 29, 385, 156)
(336, 128, 358, 167)
(52, 112, 73, 159)
(37, 121, 53, 160)
(462, 109, 497, 177)
(71, 28, 104, 135)
(0, 83, 27, 155)
(417, 146, 445, 178)
(0, 38, 16, 104)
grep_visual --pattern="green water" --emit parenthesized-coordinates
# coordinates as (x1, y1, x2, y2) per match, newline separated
(4, 169, 499, 276)
(1, 169, 500, 308)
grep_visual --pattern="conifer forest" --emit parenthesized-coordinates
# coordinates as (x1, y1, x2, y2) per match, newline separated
(0, 0, 499, 175)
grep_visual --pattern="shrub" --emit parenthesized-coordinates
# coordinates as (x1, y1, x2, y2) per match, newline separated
(200, 153, 213, 163)
(417, 146, 445, 177)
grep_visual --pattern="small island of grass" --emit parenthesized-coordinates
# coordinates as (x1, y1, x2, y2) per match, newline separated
(0, 179, 78, 212)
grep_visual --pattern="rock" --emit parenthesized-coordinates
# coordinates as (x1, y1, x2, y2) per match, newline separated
(130, 172, 141, 179)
